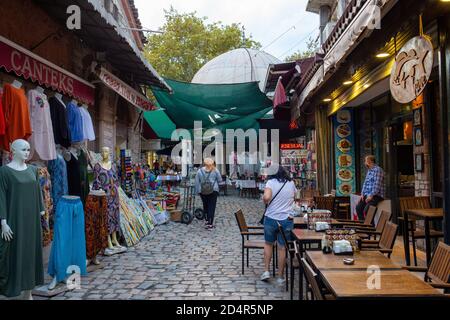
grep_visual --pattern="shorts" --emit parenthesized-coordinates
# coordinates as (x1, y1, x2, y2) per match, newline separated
(264, 216, 293, 245)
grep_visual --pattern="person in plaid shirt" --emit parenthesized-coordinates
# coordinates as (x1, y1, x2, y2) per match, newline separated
(356, 155, 385, 220)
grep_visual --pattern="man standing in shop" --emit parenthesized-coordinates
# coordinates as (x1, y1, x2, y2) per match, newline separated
(356, 155, 385, 220)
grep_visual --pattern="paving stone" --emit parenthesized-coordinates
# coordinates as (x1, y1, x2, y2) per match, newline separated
(43, 196, 292, 301)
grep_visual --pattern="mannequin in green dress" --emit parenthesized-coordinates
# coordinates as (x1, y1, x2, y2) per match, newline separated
(0, 139, 45, 300)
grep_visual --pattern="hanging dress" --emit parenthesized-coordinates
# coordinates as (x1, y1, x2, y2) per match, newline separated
(0, 84, 32, 152)
(92, 163, 120, 234)
(27, 90, 57, 161)
(38, 167, 54, 247)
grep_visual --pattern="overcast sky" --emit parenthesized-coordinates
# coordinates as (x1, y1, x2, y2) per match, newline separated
(134, 0, 318, 61)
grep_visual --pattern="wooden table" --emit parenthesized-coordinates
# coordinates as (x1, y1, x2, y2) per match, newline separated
(293, 217, 343, 229)
(320, 269, 444, 299)
(403, 208, 444, 266)
(306, 250, 401, 271)
(292, 229, 325, 300)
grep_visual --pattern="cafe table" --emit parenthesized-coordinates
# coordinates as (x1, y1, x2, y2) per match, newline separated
(292, 229, 326, 300)
(305, 250, 401, 271)
(403, 208, 444, 266)
(293, 217, 343, 229)
(319, 269, 444, 299)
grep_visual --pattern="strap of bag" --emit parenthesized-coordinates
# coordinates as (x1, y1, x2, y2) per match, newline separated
(265, 180, 288, 213)
(201, 169, 212, 182)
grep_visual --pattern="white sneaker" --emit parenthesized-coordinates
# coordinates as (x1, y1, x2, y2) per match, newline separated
(260, 271, 271, 282)
(276, 277, 286, 286)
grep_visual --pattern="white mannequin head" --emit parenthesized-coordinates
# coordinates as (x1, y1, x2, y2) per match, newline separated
(10, 139, 31, 162)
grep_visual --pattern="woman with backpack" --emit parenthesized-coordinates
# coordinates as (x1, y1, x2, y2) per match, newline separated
(195, 158, 222, 230)
(260, 166, 297, 284)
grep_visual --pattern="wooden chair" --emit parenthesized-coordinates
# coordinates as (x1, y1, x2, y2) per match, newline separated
(399, 196, 444, 266)
(333, 196, 351, 220)
(313, 196, 335, 214)
(353, 210, 392, 240)
(402, 241, 450, 293)
(338, 205, 377, 228)
(277, 222, 297, 298)
(300, 258, 335, 300)
(234, 210, 275, 275)
(361, 221, 398, 258)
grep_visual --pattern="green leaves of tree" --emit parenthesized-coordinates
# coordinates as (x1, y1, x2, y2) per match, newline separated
(144, 7, 261, 82)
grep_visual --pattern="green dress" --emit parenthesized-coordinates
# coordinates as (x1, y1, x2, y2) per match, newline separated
(0, 165, 45, 297)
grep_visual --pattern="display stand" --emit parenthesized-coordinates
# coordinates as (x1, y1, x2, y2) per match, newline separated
(120, 149, 133, 196)
(32, 284, 73, 298)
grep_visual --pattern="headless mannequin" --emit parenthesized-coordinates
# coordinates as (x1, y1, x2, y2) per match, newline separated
(0, 140, 44, 300)
(99, 147, 124, 250)
(11, 80, 22, 89)
(54, 93, 65, 108)
(35, 86, 45, 94)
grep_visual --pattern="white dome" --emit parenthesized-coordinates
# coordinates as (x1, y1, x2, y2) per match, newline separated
(192, 48, 281, 91)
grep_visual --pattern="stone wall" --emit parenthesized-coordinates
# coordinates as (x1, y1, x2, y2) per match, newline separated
(413, 98, 431, 197)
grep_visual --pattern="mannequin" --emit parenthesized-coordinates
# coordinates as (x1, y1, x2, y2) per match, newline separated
(0, 139, 45, 300)
(92, 147, 126, 253)
(11, 80, 22, 89)
(35, 86, 45, 94)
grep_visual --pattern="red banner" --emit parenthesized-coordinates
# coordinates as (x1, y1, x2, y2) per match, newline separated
(280, 143, 302, 150)
(0, 36, 95, 105)
(96, 66, 155, 111)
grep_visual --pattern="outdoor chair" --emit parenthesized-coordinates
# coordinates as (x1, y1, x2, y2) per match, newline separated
(352, 210, 392, 240)
(313, 196, 335, 214)
(360, 221, 399, 258)
(333, 196, 351, 220)
(276, 222, 296, 298)
(300, 258, 335, 300)
(337, 205, 377, 228)
(399, 196, 444, 266)
(234, 210, 275, 275)
(402, 241, 450, 294)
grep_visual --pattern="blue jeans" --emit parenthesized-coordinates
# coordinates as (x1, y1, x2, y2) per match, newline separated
(48, 197, 87, 282)
(264, 217, 293, 245)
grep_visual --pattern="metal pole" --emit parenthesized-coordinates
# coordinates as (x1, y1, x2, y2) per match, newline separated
(438, 17, 450, 244)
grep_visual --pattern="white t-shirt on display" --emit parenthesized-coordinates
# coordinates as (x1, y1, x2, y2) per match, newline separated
(265, 179, 297, 221)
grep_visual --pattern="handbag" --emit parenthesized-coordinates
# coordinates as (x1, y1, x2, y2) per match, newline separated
(259, 180, 287, 224)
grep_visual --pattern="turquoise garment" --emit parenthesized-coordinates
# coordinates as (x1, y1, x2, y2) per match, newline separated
(66, 102, 84, 143)
(47, 155, 69, 209)
(47, 197, 87, 282)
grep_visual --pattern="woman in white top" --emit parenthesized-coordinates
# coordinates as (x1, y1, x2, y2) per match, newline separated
(260, 166, 296, 283)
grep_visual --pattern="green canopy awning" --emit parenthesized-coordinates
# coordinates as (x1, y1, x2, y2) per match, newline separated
(151, 79, 273, 133)
(143, 109, 176, 140)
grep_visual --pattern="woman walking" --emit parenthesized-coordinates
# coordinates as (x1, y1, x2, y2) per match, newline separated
(260, 166, 296, 284)
(195, 158, 222, 230)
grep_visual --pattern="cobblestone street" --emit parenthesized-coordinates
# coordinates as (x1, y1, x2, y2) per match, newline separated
(46, 195, 291, 300)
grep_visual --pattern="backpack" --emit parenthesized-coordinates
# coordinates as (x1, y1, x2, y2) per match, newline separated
(200, 169, 217, 195)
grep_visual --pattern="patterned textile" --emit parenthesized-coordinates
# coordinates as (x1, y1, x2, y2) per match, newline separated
(92, 163, 120, 234)
(84, 194, 109, 259)
(38, 167, 53, 247)
(361, 165, 385, 198)
(47, 154, 69, 209)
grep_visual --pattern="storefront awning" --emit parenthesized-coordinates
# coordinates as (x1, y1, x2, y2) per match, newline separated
(0, 35, 95, 105)
(143, 110, 176, 140)
(33, 0, 171, 92)
(94, 65, 155, 111)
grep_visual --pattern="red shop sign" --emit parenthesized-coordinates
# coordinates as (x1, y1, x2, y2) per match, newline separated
(280, 143, 303, 150)
(96, 65, 155, 111)
(0, 35, 95, 105)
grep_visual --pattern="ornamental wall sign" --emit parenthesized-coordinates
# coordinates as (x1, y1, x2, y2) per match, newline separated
(390, 36, 434, 104)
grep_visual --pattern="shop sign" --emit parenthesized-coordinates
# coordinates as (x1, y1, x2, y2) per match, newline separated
(280, 143, 303, 150)
(0, 35, 95, 105)
(95, 65, 155, 111)
(333, 109, 356, 197)
(390, 36, 434, 104)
